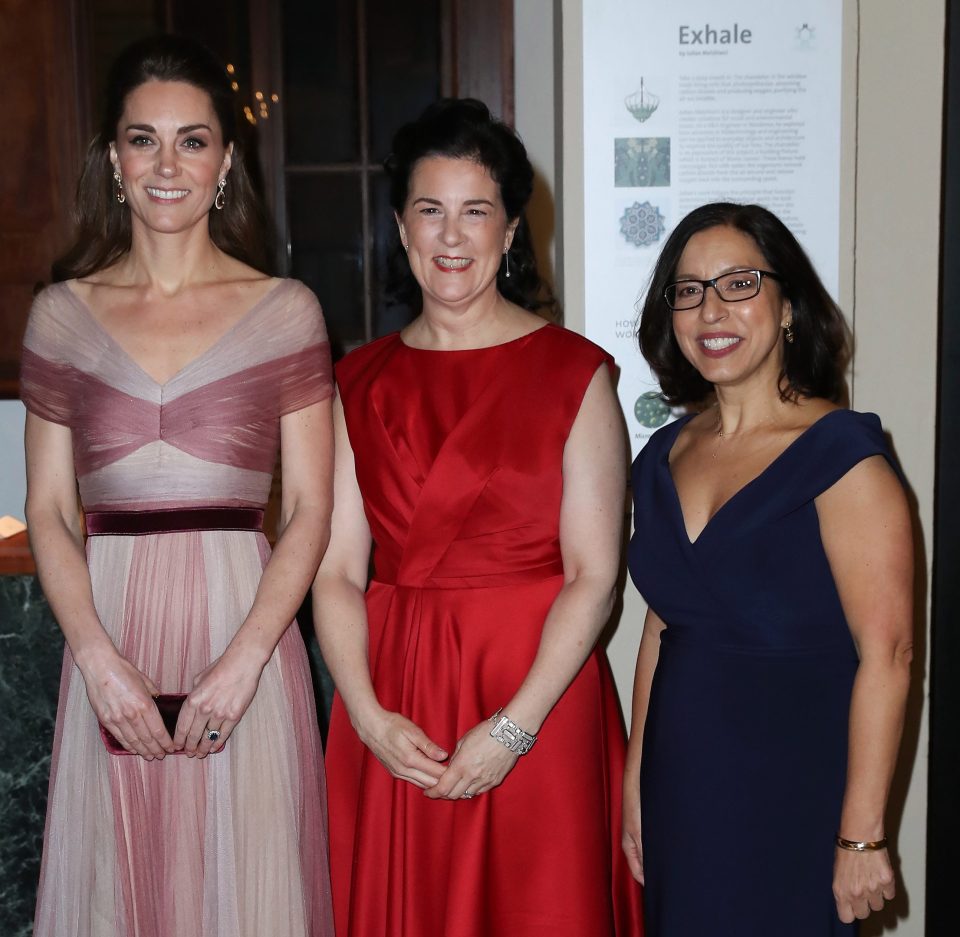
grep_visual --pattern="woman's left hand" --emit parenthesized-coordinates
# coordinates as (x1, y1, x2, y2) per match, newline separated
(174, 650, 265, 758)
(424, 720, 519, 800)
(833, 847, 896, 923)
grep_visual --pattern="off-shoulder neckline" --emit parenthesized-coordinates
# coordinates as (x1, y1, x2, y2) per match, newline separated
(58, 278, 289, 388)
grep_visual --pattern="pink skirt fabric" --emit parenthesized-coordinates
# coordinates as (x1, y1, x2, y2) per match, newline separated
(33, 530, 333, 937)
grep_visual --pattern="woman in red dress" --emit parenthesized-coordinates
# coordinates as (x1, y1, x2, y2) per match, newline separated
(314, 99, 644, 937)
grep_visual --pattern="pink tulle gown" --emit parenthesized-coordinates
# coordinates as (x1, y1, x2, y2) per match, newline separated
(20, 279, 335, 937)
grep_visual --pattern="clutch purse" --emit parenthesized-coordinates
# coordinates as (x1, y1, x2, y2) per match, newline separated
(99, 692, 187, 755)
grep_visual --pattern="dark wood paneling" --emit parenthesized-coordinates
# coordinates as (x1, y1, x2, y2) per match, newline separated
(442, 0, 514, 124)
(0, 0, 85, 396)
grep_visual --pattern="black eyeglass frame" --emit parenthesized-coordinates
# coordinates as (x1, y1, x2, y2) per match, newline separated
(663, 268, 783, 311)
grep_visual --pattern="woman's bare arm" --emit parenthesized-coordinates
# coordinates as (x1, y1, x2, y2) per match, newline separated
(426, 365, 627, 800)
(816, 454, 913, 924)
(312, 397, 448, 788)
(25, 412, 172, 758)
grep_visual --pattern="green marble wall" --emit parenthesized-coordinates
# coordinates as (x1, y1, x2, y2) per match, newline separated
(0, 576, 62, 937)
(0, 578, 334, 935)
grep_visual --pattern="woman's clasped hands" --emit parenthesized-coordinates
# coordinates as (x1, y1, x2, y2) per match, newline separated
(80, 642, 263, 760)
(172, 649, 264, 758)
(359, 708, 519, 799)
(424, 719, 520, 800)
(79, 645, 174, 760)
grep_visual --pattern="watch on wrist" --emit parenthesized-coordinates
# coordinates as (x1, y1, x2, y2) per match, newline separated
(489, 708, 537, 755)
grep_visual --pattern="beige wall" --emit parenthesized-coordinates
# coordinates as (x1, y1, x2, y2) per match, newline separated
(514, 1, 944, 933)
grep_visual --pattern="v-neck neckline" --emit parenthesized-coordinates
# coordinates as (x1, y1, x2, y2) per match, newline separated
(62, 278, 286, 389)
(664, 408, 844, 546)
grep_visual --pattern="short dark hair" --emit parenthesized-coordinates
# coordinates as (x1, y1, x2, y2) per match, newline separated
(53, 34, 268, 281)
(637, 202, 850, 405)
(383, 98, 555, 315)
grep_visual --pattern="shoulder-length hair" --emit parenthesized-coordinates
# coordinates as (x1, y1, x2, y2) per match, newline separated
(383, 97, 555, 317)
(637, 202, 850, 405)
(53, 34, 268, 281)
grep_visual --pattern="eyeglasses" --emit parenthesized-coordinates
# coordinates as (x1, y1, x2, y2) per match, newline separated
(663, 269, 782, 311)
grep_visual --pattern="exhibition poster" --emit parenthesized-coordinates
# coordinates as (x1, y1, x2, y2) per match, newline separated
(582, 0, 843, 455)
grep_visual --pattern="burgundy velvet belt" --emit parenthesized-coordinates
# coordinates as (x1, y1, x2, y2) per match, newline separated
(85, 507, 264, 536)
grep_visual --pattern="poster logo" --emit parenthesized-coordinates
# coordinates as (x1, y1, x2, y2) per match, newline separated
(795, 23, 816, 47)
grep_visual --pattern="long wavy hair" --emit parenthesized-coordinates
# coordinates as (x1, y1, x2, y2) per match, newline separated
(53, 34, 268, 281)
(637, 202, 850, 405)
(384, 98, 556, 317)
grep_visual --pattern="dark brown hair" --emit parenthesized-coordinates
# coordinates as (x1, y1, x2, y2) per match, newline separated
(53, 34, 268, 281)
(637, 202, 850, 405)
(384, 98, 555, 316)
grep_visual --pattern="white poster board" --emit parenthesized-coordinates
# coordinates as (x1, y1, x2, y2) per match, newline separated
(582, 1, 843, 456)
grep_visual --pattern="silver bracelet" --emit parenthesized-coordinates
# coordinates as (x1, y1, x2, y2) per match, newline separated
(489, 708, 537, 755)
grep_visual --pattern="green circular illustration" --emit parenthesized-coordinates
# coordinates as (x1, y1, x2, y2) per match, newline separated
(634, 391, 671, 428)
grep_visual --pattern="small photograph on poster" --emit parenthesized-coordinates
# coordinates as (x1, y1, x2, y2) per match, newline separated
(624, 77, 662, 124)
(633, 389, 673, 430)
(617, 198, 667, 254)
(614, 137, 671, 187)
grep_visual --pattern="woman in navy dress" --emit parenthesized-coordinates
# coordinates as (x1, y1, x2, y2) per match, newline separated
(623, 202, 913, 935)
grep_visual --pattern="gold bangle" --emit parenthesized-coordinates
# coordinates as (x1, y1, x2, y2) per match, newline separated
(835, 834, 888, 852)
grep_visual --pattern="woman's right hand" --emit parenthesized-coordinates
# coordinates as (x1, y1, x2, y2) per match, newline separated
(77, 645, 174, 759)
(622, 773, 644, 883)
(357, 708, 448, 789)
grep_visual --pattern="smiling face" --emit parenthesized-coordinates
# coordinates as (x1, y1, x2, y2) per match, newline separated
(109, 79, 232, 236)
(395, 156, 518, 313)
(670, 224, 792, 394)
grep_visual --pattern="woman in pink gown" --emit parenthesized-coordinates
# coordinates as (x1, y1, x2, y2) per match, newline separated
(21, 36, 334, 937)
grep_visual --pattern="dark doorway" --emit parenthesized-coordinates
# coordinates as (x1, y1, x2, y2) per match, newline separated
(928, 1, 960, 932)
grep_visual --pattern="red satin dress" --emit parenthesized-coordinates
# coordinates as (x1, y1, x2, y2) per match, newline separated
(325, 324, 644, 937)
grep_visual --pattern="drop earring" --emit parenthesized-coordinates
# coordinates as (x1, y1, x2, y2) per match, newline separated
(113, 170, 125, 204)
(215, 179, 226, 210)
(503, 248, 511, 278)
(783, 321, 795, 344)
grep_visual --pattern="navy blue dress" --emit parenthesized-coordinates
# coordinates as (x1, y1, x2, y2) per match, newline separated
(627, 408, 898, 937)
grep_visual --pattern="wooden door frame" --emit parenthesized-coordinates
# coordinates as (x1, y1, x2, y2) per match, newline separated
(442, 0, 514, 124)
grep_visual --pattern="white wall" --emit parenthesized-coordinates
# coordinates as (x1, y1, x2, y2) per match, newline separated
(515, 1, 944, 933)
(843, 2, 943, 933)
(0, 400, 27, 519)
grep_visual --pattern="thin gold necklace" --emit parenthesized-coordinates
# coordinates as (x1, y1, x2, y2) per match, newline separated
(712, 409, 782, 458)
